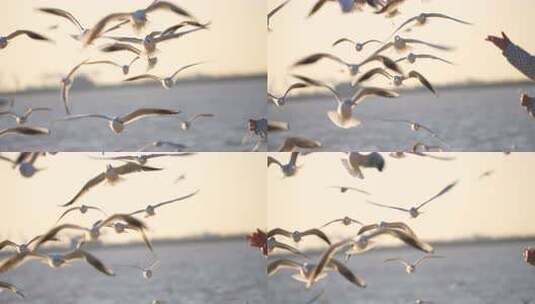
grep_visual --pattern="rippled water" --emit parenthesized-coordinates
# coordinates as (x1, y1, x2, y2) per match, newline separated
(268, 240, 535, 304)
(0, 77, 266, 152)
(269, 84, 535, 151)
(2, 240, 533, 303)
(0, 240, 267, 304)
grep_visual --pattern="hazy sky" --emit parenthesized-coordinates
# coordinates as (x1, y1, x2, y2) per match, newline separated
(268, 0, 535, 92)
(268, 152, 535, 248)
(0, 153, 265, 245)
(0, 0, 266, 91)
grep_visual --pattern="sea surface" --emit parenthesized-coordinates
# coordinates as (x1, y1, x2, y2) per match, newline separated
(0, 77, 266, 152)
(269, 84, 535, 152)
(1, 239, 534, 303)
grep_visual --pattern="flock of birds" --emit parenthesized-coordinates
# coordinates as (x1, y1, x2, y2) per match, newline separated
(0, 152, 198, 304)
(260, 150, 526, 304)
(266, 0, 472, 152)
(0, 1, 215, 150)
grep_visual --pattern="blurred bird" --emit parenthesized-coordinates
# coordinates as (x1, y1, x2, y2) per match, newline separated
(342, 152, 385, 179)
(0, 30, 51, 49)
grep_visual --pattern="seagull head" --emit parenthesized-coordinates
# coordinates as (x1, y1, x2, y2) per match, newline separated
(143, 269, 153, 279)
(407, 53, 417, 63)
(349, 64, 359, 76)
(291, 231, 302, 242)
(19, 162, 37, 178)
(409, 207, 419, 218)
(355, 43, 363, 52)
(122, 65, 130, 75)
(132, 10, 148, 25)
(368, 152, 385, 171)
(146, 205, 156, 216)
(0, 37, 7, 49)
(109, 118, 124, 134)
(417, 13, 427, 24)
(393, 75, 403, 86)
(162, 78, 174, 89)
(180, 121, 190, 131)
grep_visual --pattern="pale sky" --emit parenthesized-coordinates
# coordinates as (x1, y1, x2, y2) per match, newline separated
(268, 0, 535, 93)
(268, 152, 535, 248)
(0, 153, 265, 245)
(0, 0, 266, 91)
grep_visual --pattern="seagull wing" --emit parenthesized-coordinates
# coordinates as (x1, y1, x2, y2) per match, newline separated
(282, 83, 309, 99)
(55, 206, 81, 223)
(0, 127, 49, 137)
(328, 259, 366, 287)
(268, 0, 291, 19)
(187, 113, 215, 123)
(293, 53, 347, 68)
(124, 74, 162, 83)
(85, 60, 122, 68)
(267, 259, 302, 276)
(56, 114, 114, 122)
(278, 136, 321, 152)
(332, 38, 355, 47)
(356, 67, 392, 84)
(289, 151, 299, 166)
(408, 71, 436, 95)
(388, 15, 418, 37)
(357, 224, 379, 235)
(119, 108, 180, 125)
(416, 180, 458, 210)
(384, 257, 410, 267)
(404, 38, 453, 51)
(292, 74, 342, 103)
(84, 13, 130, 45)
(113, 162, 163, 176)
(170, 62, 205, 80)
(271, 241, 307, 258)
(351, 87, 399, 105)
(0, 240, 18, 251)
(307, 239, 355, 287)
(60, 173, 107, 207)
(101, 43, 142, 55)
(416, 54, 453, 65)
(0, 281, 24, 298)
(308, 0, 328, 17)
(414, 254, 444, 266)
(145, 1, 193, 18)
(6, 30, 50, 41)
(366, 200, 409, 212)
(301, 228, 331, 245)
(368, 228, 434, 253)
(104, 36, 143, 44)
(267, 228, 292, 238)
(425, 13, 472, 25)
(153, 190, 199, 209)
(267, 156, 283, 168)
(321, 219, 343, 228)
(64, 250, 115, 276)
(37, 7, 85, 32)
(341, 158, 363, 179)
(33, 224, 88, 249)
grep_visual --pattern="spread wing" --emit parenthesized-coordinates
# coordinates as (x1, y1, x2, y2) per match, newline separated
(61, 173, 107, 207)
(408, 71, 436, 95)
(267, 259, 302, 276)
(37, 7, 85, 32)
(7, 30, 50, 41)
(124, 74, 161, 83)
(145, 1, 193, 18)
(114, 162, 163, 176)
(119, 108, 180, 124)
(0, 127, 50, 137)
(416, 180, 458, 210)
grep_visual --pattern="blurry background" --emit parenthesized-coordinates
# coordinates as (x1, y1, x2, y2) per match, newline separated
(268, 0, 535, 92)
(268, 152, 535, 248)
(0, 152, 265, 244)
(0, 0, 266, 91)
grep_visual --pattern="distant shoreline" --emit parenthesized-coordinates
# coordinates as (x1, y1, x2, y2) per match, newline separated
(0, 73, 268, 95)
(0, 76, 531, 97)
(16, 234, 534, 254)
